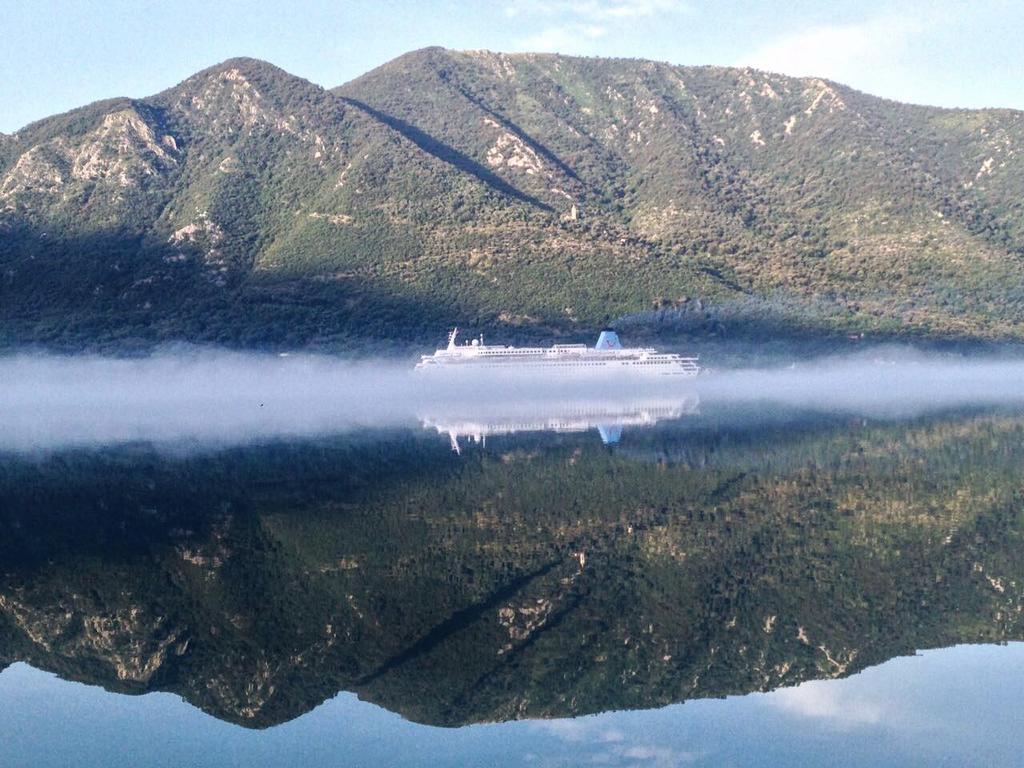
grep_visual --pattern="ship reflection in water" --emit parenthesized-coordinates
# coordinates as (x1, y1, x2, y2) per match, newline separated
(3, 404, 1024, 766)
(420, 393, 700, 452)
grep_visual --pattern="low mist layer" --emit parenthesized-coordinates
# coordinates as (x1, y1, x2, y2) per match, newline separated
(1, 348, 1023, 452)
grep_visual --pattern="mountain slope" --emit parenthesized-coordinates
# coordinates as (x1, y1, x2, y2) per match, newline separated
(339, 49, 1024, 339)
(2, 49, 1024, 349)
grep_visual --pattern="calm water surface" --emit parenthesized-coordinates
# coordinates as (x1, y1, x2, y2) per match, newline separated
(2, 391, 1023, 766)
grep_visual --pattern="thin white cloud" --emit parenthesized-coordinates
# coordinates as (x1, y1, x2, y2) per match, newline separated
(508, 0, 688, 54)
(769, 679, 884, 727)
(530, 718, 593, 742)
(616, 744, 700, 765)
(529, 718, 701, 766)
(737, 12, 928, 83)
(507, 1, 689, 21)
(514, 23, 608, 54)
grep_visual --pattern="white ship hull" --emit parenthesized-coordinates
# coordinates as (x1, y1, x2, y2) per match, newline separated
(415, 328, 699, 377)
(416, 358, 697, 375)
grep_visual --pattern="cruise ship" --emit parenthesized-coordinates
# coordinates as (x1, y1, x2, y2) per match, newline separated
(415, 328, 699, 376)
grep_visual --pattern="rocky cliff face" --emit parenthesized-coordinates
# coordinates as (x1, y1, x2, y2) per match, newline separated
(2, 50, 1024, 348)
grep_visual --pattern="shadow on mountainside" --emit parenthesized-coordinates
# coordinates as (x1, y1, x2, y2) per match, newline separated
(444, 78, 584, 185)
(0, 226, 464, 352)
(341, 97, 553, 211)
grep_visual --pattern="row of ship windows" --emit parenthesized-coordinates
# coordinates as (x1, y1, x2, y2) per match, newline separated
(475, 352, 548, 358)
(456, 356, 674, 362)
(467, 351, 673, 358)
(449, 361, 676, 366)
(457, 352, 690, 362)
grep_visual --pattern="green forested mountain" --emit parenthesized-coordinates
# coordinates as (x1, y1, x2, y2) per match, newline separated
(1, 413, 1023, 727)
(2, 49, 1024, 349)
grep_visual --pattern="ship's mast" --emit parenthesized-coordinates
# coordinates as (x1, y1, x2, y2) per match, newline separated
(447, 328, 459, 350)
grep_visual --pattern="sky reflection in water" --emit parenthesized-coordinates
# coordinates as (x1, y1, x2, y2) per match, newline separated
(2, 642, 1023, 768)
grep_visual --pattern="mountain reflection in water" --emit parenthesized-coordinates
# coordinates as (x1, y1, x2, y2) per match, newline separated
(1, 399, 1024, 765)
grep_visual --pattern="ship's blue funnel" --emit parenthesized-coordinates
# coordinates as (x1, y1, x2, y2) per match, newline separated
(595, 329, 622, 350)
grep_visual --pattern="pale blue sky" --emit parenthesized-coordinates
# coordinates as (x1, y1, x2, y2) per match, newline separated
(2, 0, 1022, 133)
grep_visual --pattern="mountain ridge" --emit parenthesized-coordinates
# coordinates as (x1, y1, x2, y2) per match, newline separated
(2, 48, 1023, 349)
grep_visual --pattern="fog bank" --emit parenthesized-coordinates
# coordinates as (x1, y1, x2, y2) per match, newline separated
(1, 348, 1023, 452)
